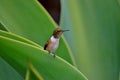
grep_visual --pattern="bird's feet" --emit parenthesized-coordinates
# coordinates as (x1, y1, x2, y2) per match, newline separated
(48, 51, 56, 58)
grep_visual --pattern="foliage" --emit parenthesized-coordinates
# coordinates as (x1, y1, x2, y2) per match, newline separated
(0, 0, 120, 80)
(0, 0, 87, 80)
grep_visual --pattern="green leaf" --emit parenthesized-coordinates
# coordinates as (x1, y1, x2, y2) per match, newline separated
(0, 35, 88, 80)
(60, 0, 120, 80)
(0, 30, 41, 48)
(0, 22, 7, 31)
(27, 61, 44, 80)
(0, 57, 24, 80)
(0, 0, 75, 65)
(119, 72, 120, 80)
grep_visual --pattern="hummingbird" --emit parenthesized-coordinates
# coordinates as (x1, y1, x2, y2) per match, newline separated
(44, 28, 69, 57)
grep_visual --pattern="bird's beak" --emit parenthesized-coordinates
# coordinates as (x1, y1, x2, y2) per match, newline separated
(63, 30, 70, 32)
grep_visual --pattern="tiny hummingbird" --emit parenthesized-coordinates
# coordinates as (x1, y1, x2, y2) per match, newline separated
(44, 28, 69, 57)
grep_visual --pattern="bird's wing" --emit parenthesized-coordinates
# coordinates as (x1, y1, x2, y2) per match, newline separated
(44, 40, 49, 50)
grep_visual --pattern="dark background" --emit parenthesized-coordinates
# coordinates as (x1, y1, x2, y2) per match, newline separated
(38, 0, 60, 25)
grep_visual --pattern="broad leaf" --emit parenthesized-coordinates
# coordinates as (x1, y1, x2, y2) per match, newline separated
(0, 57, 24, 80)
(0, 35, 88, 80)
(60, 0, 120, 80)
(0, 0, 75, 65)
(0, 30, 41, 48)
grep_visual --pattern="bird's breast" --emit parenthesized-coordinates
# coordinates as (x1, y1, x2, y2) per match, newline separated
(51, 36, 59, 43)
(49, 36, 59, 51)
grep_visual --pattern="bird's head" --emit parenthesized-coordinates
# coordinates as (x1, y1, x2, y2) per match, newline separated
(53, 28, 69, 38)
